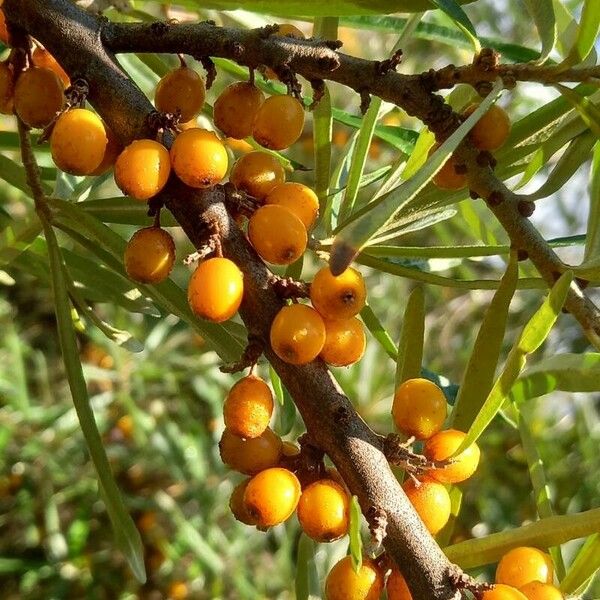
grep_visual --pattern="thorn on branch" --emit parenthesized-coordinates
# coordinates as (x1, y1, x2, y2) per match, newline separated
(383, 433, 454, 476)
(220, 334, 264, 374)
(309, 79, 325, 110)
(360, 89, 371, 115)
(268, 275, 310, 300)
(366, 506, 388, 549)
(447, 565, 494, 599)
(198, 56, 217, 89)
(376, 49, 403, 75)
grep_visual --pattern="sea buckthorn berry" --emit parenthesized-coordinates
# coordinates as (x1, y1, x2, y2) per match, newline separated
(230, 151, 286, 200)
(167, 581, 188, 600)
(519, 582, 562, 600)
(325, 556, 383, 600)
(91, 123, 122, 176)
(229, 479, 257, 526)
(0, 9, 9, 45)
(430, 143, 467, 191)
(392, 378, 447, 440)
(496, 547, 554, 589)
(114, 139, 171, 200)
(32, 47, 70, 87)
(14, 67, 64, 129)
(423, 429, 480, 484)
(214, 82, 265, 139)
(463, 103, 511, 151)
(187, 257, 244, 323)
(50, 108, 107, 175)
(0, 61, 13, 114)
(248, 205, 307, 265)
(124, 226, 176, 284)
(387, 569, 413, 600)
(219, 427, 282, 475)
(402, 477, 451, 535)
(223, 375, 274, 439)
(243, 467, 301, 528)
(482, 585, 528, 600)
(252, 95, 305, 151)
(170, 128, 228, 188)
(270, 304, 326, 365)
(297, 479, 349, 542)
(310, 266, 367, 321)
(265, 182, 319, 230)
(320, 317, 366, 367)
(154, 66, 205, 122)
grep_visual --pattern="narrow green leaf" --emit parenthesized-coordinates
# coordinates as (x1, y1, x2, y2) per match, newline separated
(566, 0, 600, 65)
(43, 221, 145, 582)
(556, 85, 600, 138)
(360, 304, 397, 361)
(431, 0, 480, 53)
(523, 0, 557, 63)
(400, 128, 435, 181)
(455, 271, 573, 453)
(0, 154, 53, 196)
(561, 534, 600, 594)
(451, 254, 518, 430)
(444, 508, 600, 569)
(0, 216, 42, 266)
(584, 142, 600, 262)
(79, 197, 177, 226)
(295, 534, 318, 600)
(395, 287, 425, 387)
(349, 495, 363, 572)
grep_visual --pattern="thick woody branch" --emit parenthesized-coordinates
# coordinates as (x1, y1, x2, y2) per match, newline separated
(4, 1, 462, 598)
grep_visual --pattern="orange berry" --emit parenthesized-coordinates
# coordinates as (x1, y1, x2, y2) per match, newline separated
(91, 123, 122, 175)
(297, 479, 349, 542)
(392, 378, 447, 440)
(243, 467, 301, 528)
(229, 478, 257, 526)
(253, 95, 305, 150)
(265, 182, 319, 229)
(136, 511, 157, 533)
(429, 141, 467, 190)
(325, 556, 383, 600)
(464, 103, 511, 151)
(187, 257, 244, 323)
(310, 266, 367, 321)
(482, 585, 528, 600)
(32, 47, 70, 87)
(496, 547, 554, 589)
(214, 82, 265, 139)
(519, 582, 562, 600)
(423, 429, 480, 484)
(320, 317, 366, 367)
(167, 581, 188, 600)
(219, 427, 282, 475)
(155, 66, 205, 122)
(248, 204, 307, 265)
(50, 108, 107, 175)
(14, 67, 64, 128)
(387, 569, 413, 600)
(270, 304, 326, 365)
(402, 477, 451, 535)
(223, 375, 274, 439)
(229, 151, 286, 199)
(124, 226, 176, 284)
(170, 128, 228, 188)
(116, 415, 134, 439)
(0, 9, 9, 46)
(0, 60, 14, 114)
(114, 139, 171, 200)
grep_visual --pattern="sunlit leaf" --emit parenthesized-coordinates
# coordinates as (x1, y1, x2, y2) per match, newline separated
(395, 286, 425, 387)
(523, 0, 557, 63)
(349, 495, 363, 572)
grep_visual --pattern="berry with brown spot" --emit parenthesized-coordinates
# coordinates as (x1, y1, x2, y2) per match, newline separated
(310, 266, 367, 321)
(214, 81, 265, 139)
(155, 66, 205, 122)
(14, 67, 65, 129)
(124, 226, 176, 284)
(229, 151, 286, 200)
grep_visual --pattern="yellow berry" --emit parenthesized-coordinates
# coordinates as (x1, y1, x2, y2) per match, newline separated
(50, 108, 107, 175)
(496, 547, 554, 589)
(248, 205, 307, 265)
(187, 257, 244, 323)
(124, 226, 176, 284)
(519, 582, 562, 600)
(297, 479, 349, 542)
(229, 478, 257, 526)
(253, 95, 305, 150)
(243, 467, 301, 528)
(219, 427, 282, 475)
(214, 82, 265, 139)
(482, 585, 528, 600)
(114, 139, 171, 200)
(310, 266, 367, 321)
(229, 151, 286, 200)
(223, 375, 274, 439)
(170, 128, 228, 188)
(387, 569, 413, 600)
(0, 60, 13, 114)
(402, 477, 451, 535)
(325, 556, 383, 600)
(270, 304, 326, 365)
(392, 378, 447, 440)
(167, 581, 188, 600)
(265, 182, 319, 229)
(14, 66, 64, 129)
(155, 66, 205, 122)
(430, 143, 467, 191)
(32, 47, 70, 87)
(423, 429, 480, 484)
(464, 103, 511, 151)
(91, 123, 122, 175)
(320, 317, 366, 367)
